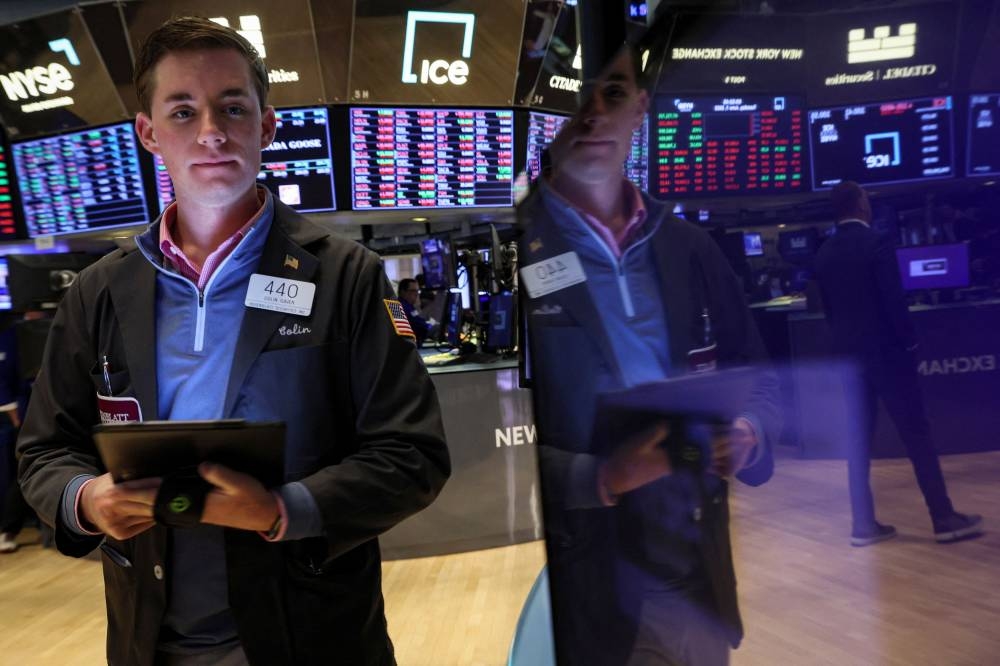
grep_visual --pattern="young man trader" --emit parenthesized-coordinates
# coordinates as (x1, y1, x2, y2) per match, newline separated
(17, 17, 449, 665)
(519, 46, 779, 666)
(814, 181, 981, 547)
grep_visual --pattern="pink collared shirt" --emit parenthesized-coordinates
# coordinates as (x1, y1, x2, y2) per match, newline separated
(159, 187, 270, 290)
(550, 179, 648, 259)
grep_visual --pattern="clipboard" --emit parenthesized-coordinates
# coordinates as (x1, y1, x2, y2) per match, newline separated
(92, 420, 285, 486)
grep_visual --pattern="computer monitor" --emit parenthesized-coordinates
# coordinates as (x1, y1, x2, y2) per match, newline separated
(441, 288, 464, 347)
(350, 107, 514, 209)
(7, 252, 100, 310)
(420, 239, 454, 290)
(896, 243, 970, 290)
(0, 258, 11, 311)
(778, 227, 819, 265)
(744, 232, 764, 257)
(650, 94, 807, 198)
(11, 122, 150, 237)
(808, 96, 955, 189)
(487, 290, 516, 350)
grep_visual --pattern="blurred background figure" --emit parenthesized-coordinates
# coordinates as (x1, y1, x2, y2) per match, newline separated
(814, 181, 983, 546)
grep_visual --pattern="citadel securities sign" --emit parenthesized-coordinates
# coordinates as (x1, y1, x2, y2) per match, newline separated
(0, 9, 127, 137)
(123, 0, 326, 107)
(806, 3, 956, 106)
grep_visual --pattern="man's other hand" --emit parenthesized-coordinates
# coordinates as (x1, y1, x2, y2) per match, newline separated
(600, 421, 672, 500)
(710, 418, 758, 478)
(80, 473, 159, 540)
(198, 462, 279, 532)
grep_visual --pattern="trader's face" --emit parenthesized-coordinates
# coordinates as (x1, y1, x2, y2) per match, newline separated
(548, 49, 648, 187)
(135, 48, 276, 210)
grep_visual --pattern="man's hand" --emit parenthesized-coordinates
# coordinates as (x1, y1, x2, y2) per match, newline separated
(709, 417, 758, 478)
(198, 463, 279, 532)
(4, 408, 20, 429)
(600, 421, 671, 499)
(80, 473, 160, 540)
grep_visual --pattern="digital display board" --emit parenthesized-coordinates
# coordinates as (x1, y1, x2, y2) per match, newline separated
(350, 107, 514, 209)
(150, 107, 336, 213)
(897, 243, 969, 290)
(651, 95, 806, 198)
(0, 258, 11, 311)
(259, 107, 336, 212)
(153, 153, 173, 214)
(0, 141, 19, 238)
(12, 122, 150, 237)
(808, 96, 954, 189)
(526, 110, 647, 190)
(967, 93, 1000, 177)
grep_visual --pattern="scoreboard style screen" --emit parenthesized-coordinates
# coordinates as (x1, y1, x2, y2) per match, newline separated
(0, 143, 19, 239)
(350, 107, 514, 209)
(651, 95, 806, 198)
(808, 96, 954, 190)
(526, 110, 648, 190)
(967, 94, 1000, 177)
(151, 107, 336, 213)
(259, 107, 336, 212)
(12, 122, 150, 237)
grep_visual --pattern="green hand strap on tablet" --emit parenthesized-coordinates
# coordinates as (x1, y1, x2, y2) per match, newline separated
(154, 468, 213, 528)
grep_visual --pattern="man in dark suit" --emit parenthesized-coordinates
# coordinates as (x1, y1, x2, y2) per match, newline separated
(519, 45, 780, 666)
(18, 17, 448, 665)
(814, 181, 982, 547)
(397, 278, 433, 347)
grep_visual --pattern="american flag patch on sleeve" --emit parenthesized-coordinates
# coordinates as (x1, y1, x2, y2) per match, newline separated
(383, 299, 416, 341)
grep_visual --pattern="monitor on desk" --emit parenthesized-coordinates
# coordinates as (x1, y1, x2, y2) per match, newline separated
(896, 243, 970, 291)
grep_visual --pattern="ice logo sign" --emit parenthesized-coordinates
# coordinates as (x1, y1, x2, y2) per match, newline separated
(864, 132, 901, 169)
(1, 38, 80, 105)
(847, 23, 916, 64)
(401, 11, 476, 86)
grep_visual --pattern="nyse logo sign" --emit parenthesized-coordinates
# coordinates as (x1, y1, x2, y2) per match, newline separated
(401, 11, 475, 86)
(1, 38, 80, 114)
(847, 23, 916, 64)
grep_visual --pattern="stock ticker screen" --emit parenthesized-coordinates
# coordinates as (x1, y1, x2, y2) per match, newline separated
(967, 94, 1000, 177)
(350, 107, 514, 209)
(651, 95, 806, 198)
(0, 143, 18, 238)
(152, 107, 336, 213)
(808, 96, 954, 189)
(12, 122, 149, 237)
(526, 110, 648, 190)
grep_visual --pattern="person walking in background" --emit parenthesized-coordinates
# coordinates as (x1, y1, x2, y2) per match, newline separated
(814, 181, 982, 547)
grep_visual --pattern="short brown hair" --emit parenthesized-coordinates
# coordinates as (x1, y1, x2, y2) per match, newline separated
(133, 16, 269, 115)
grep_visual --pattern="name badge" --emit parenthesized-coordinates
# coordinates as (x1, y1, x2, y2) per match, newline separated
(520, 251, 587, 298)
(245, 274, 315, 317)
(97, 395, 143, 424)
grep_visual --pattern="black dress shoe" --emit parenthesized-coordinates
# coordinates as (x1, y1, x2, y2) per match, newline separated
(933, 513, 983, 543)
(851, 522, 898, 547)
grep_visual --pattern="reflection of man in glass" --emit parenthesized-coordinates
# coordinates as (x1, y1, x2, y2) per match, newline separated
(519, 46, 779, 666)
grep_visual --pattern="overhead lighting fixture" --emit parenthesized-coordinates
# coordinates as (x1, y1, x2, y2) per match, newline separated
(412, 217, 428, 222)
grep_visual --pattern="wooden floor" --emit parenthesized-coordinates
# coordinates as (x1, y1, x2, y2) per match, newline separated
(0, 452, 997, 665)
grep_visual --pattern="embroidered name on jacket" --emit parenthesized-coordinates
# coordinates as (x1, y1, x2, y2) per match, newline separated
(278, 324, 312, 336)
